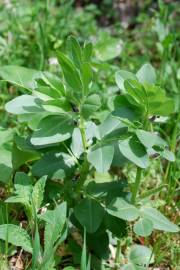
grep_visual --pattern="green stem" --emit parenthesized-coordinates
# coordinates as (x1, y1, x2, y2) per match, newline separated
(79, 116, 87, 152)
(131, 167, 142, 204)
(75, 115, 89, 192)
(114, 239, 121, 270)
(164, 112, 180, 182)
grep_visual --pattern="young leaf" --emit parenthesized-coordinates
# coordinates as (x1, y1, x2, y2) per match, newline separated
(136, 63, 156, 84)
(0, 224, 32, 253)
(6, 172, 32, 205)
(119, 136, 149, 169)
(133, 218, 153, 237)
(87, 144, 114, 173)
(115, 70, 137, 91)
(40, 202, 67, 259)
(140, 206, 179, 232)
(83, 41, 93, 62)
(57, 52, 83, 93)
(107, 198, 139, 221)
(74, 198, 104, 233)
(32, 176, 47, 212)
(31, 114, 74, 146)
(81, 94, 101, 119)
(67, 36, 82, 69)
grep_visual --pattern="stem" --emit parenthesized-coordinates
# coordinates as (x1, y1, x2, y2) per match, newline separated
(114, 239, 121, 270)
(79, 116, 87, 152)
(131, 167, 142, 204)
(164, 112, 180, 182)
(75, 115, 89, 192)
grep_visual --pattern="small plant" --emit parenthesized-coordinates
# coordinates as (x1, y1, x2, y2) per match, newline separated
(0, 36, 179, 269)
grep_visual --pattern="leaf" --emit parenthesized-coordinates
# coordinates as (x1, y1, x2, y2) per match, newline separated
(133, 218, 153, 237)
(0, 224, 32, 253)
(57, 52, 83, 94)
(136, 129, 167, 149)
(81, 63, 93, 94)
(136, 63, 156, 84)
(107, 198, 139, 221)
(6, 172, 32, 205)
(115, 70, 137, 91)
(161, 149, 175, 162)
(87, 144, 114, 173)
(0, 128, 14, 146)
(32, 176, 47, 212)
(0, 147, 12, 184)
(67, 36, 82, 69)
(74, 198, 104, 233)
(32, 152, 75, 179)
(31, 115, 74, 146)
(70, 128, 83, 158)
(119, 136, 149, 168)
(0, 65, 43, 90)
(12, 140, 40, 170)
(83, 41, 93, 62)
(104, 213, 127, 238)
(98, 114, 126, 139)
(5, 95, 43, 115)
(95, 34, 122, 61)
(81, 94, 101, 119)
(123, 263, 146, 270)
(128, 245, 154, 266)
(140, 206, 179, 232)
(40, 202, 67, 258)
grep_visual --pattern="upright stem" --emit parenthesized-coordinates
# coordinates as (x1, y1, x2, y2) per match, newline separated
(114, 239, 121, 270)
(164, 112, 180, 182)
(131, 167, 142, 204)
(76, 115, 89, 192)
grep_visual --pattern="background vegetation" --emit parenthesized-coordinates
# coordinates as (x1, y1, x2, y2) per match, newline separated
(0, 0, 179, 269)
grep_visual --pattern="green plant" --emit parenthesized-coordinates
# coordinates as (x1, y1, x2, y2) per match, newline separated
(0, 36, 179, 269)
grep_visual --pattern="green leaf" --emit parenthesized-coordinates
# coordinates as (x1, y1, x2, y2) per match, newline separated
(105, 213, 127, 238)
(81, 94, 101, 119)
(31, 115, 74, 146)
(40, 202, 67, 258)
(5, 95, 43, 115)
(136, 129, 167, 149)
(107, 198, 139, 221)
(123, 263, 146, 270)
(115, 70, 137, 91)
(98, 114, 126, 139)
(74, 198, 104, 233)
(161, 149, 175, 162)
(0, 224, 32, 253)
(140, 206, 179, 232)
(133, 218, 153, 237)
(81, 62, 93, 94)
(0, 147, 12, 184)
(57, 52, 83, 94)
(83, 41, 93, 62)
(95, 34, 122, 61)
(70, 128, 83, 158)
(32, 176, 47, 212)
(67, 36, 82, 69)
(119, 136, 149, 168)
(0, 128, 14, 146)
(136, 63, 156, 84)
(32, 152, 75, 179)
(87, 144, 114, 173)
(6, 172, 32, 205)
(0, 65, 43, 90)
(128, 245, 154, 266)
